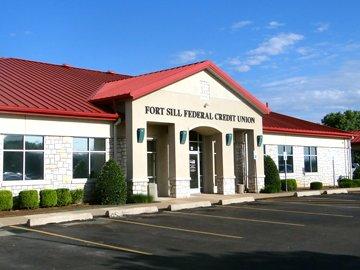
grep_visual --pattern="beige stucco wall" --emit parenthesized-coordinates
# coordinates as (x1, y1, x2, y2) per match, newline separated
(126, 70, 265, 195)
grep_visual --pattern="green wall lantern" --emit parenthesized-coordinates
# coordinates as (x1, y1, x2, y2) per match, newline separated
(226, 133, 233, 146)
(257, 135, 263, 147)
(180, 130, 187, 144)
(137, 128, 145, 143)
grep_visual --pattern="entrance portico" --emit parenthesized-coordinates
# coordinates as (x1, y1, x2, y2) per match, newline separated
(111, 62, 268, 198)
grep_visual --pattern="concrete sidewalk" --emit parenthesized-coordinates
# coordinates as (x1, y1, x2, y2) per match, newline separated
(1, 188, 359, 227)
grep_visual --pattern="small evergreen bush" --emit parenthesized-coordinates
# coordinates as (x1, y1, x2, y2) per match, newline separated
(19, 190, 39, 209)
(127, 194, 154, 204)
(263, 155, 281, 193)
(70, 189, 84, 204)
(0, 190, 13, 211)
(353, 166, 360, 180)
(56, 188, 72, 206)
(310, 182, 323, 190)
(281, 179, 297, 191)
(338, 178, 360, 188)
(40, 189, 57, 208)
(95, 159, 127, 205)
(338, 178, 354, 188)
(354, 180, 360, 187)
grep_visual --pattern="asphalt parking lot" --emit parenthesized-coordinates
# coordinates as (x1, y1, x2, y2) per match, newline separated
(1, 192, 360, 270)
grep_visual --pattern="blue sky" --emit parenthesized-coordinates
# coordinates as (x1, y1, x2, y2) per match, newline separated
(1, 0, 360, 122)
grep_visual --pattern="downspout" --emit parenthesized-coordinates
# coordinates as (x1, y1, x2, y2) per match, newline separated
(113, 117, 122, 162)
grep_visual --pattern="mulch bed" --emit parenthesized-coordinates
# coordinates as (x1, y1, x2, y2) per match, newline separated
(0, 204, 105, 218)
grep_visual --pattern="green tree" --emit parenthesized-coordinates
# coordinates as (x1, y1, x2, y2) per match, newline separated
(321, 110, 360, 131)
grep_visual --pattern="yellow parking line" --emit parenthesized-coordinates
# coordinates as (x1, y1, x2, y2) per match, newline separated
(9, 225, 152, 256)
(265, 201, 360, 209)
(103, 218, 242, 239)
(165, 211, 305, 227)
(218, 205, 353, 218)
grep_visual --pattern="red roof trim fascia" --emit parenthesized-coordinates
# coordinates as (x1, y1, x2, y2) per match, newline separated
(263, 127, 352, 139)
(91, 60, 270, 115)
(0, 106, 118, 121)
(205, 62, 270, 114)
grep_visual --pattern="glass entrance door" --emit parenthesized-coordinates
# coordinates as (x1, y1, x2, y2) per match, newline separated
(189, 152, 200, 193)
(189, 131, 202, 194)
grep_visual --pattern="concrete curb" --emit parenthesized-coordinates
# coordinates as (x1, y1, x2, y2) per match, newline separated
(27, 212, 93, 227)
(324, 189, 348, 195)
(295, 190, 322, 197)
(220, 197, 255, 205)
(106, 206, 158, 218)
(169, 201, 211, 211)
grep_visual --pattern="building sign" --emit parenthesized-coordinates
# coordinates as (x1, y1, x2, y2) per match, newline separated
(145, 106, 255, 124)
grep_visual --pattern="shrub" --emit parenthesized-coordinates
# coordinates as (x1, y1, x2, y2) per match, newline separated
(338, 178, 354, 188)
(56, 188, 72, 206)
(281, 179, 297, 191)
(40, 189, 57, 208)
(354, 180, 360, 187)
(95, 159, 127, 205)
(353, 166, 360, 180)
(127, 194, 154, 204)
(19, 190, 39, 209)
(338, 178, 360, 188)
(263, 155, 281, 193)
(310, 182, 323, 190)
(0, 190, 13, 211)
(70, 189, 84, 204)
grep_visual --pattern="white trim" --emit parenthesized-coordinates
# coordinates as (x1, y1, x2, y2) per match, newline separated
(1, 180, 50, 187)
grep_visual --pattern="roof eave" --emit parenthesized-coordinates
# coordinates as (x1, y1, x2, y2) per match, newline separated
(263, 127, 353, 139)
(0, 106, 119, 121)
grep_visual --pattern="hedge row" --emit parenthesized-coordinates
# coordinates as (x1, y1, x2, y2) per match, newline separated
(280, 179, 297, 191)
(338, 179, 360, 188)
(0, 189, 84, 211)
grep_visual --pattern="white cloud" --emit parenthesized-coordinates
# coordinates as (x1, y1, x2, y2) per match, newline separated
(231, 20, 252, 30)
(250, 33, 304, 56)
(315, 22, 329, 33)
(228, 33, 304, 72)
(258, 61, 360, 121)
(261, 76, 307, 88)
(267, 21, 284, 29)
(172, 49, 206, 64)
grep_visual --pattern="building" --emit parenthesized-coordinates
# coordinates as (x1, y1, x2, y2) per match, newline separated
(0, 58, 353, 197)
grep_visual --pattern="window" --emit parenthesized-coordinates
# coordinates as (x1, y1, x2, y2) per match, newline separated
(304, 146, 318, 172)
(3, 135, 44, 181)
(147, 140, 157, 183)
(278, 145, 294, 173)
(73, 138, 106, 179)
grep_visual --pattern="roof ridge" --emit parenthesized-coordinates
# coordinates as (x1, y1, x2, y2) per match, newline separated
(133, 60, 209, 78)
(2, 57, 131, 77)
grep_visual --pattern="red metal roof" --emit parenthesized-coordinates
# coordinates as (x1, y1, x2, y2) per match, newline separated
(263, 112, 352, 139)
(350, 131, 360, 144)
(90, 60, 270, 114)
(0, 58, 130, 120)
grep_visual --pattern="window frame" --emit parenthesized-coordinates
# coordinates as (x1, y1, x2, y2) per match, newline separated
(277, 145, 294, 173)
(304, 146, 318, 173)
(2, 134, 45, 183)
(72, 137, 107, 180)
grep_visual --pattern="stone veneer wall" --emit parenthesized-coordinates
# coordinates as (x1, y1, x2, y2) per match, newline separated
(0, 135, 110, 196)
(265, 144, 349, 188)
(109, 138, 127, 178)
